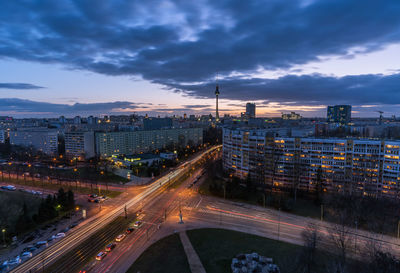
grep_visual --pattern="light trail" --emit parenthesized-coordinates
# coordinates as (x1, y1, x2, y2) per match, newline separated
(10, 146, 220, 273)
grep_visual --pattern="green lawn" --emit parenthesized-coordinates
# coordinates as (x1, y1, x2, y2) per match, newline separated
(126, 233, 191, 273)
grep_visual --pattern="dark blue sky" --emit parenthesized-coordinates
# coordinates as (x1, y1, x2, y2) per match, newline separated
(1, 0, 400, 117)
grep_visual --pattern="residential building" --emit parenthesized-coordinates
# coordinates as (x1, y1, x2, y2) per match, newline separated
(282, 112, 302, 120)
(327, 105, 352, 125)
(0, 130, 6, 143)
(223, 128, 400, 198)
(143, 117, 172, 130)
(9, 129, 58, 155)
(65, 131, 95, 159)
(96, 127, 203, 157)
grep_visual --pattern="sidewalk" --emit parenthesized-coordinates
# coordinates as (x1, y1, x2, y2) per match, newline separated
(179, 231, 207, 273)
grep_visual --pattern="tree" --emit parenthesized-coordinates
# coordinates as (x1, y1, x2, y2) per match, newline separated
(15, 202, 32, 234)
(67, 190, 75, 210)
(299, 223, 320, 273)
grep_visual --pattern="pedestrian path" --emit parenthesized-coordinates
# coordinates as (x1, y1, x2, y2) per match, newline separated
(179, 231, 207, 273)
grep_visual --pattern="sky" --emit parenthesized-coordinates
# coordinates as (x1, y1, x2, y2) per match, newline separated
(1, 0, 400, 118)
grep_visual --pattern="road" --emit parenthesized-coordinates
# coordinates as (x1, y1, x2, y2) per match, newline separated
(91, 179, 400, 273)
(10, 146, 221, 273)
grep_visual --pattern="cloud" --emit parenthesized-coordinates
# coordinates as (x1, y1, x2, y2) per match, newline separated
(169, 73, 400, 106)
(1, 0, 400, 108)
(0, 83, 44, 89)
(0, 98, 141, 114)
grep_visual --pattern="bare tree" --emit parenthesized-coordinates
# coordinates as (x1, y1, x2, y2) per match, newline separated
(327, 211, 353, 273)
(299, 223, 321, 273)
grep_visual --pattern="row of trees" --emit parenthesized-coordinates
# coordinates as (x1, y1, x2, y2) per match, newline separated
(15, 188, 75, 235)
(288, 221, 400, 273)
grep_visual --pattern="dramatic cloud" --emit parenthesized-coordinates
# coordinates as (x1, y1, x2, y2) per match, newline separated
(170, 73, 400, 106)
(0, 98, 142, 114)
(1, 0, 400, 109)
(0, 83, 44, 90)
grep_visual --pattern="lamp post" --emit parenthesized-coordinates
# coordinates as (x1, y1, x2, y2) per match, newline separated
(2, 229, 6, 247)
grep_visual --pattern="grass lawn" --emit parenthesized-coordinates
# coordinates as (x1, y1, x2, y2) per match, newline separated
(126, 233, 191, 273)
(0, 177, 122, 197)
(187, 228, 333, 273)
(200, 177, 321, 220)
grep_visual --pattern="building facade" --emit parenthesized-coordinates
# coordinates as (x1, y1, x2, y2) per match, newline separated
(223, 128, 400, 198)
(327, 105, 352, 125)
(65, 131, 95, 159)
(245, 103, 256, 119)
(96, 128, 203, 157)
(9, 129, 58, 155)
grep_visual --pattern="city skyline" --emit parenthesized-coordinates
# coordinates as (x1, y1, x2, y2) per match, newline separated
(1, 0, 400, 118)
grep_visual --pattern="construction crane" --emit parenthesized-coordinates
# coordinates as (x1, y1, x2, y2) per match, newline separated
(376, 111, 384, 125)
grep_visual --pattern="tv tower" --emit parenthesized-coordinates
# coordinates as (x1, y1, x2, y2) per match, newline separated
(215, 75, 220, 122)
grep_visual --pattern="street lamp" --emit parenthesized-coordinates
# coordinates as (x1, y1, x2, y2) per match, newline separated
(2, 229, 6, 247)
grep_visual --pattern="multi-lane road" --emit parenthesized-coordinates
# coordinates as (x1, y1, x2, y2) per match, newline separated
(10, 146, 221, 273)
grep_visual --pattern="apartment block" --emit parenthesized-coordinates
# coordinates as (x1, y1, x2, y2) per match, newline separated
(223, 128, 400, 198)
(96, 128, 203, 157)
(65, 131, 95, 159)
(9, 129, 58, 155)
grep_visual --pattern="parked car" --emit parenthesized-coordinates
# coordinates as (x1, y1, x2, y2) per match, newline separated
(34, 241, 48, 248)
(115, 234, 126, 242)
(96, 252, 107, 261)
(126, 227, 134, 234)
(1, 185, 16, 191)
(7, 256, 21, 266)
(21, 252, 32, 259)
(51, 232, 65, 239)
(105, 243, 116, 252)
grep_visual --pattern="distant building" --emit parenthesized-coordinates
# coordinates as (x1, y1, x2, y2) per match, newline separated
(245, 103, 256, 119)
(65, 131, 95, 159)
(282, 112, 301, 120)
(95, 127, 203, 157)
(143, 118, 172, 130)
(0, 130, 6, 143)
(327, 105, 351, 125)
(73, 116, 82, 124)
(9, 129, 58, 155)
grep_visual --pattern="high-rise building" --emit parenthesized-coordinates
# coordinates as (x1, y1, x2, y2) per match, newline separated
(215, 84, 220, 121)
(245, 103, 256, 119)
(65, 131, 95, 159)
(327, 105, 351, 125)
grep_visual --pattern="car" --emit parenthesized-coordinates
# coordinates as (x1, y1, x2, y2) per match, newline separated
(88, 198, 95, 203)
(126, 227, 135, 234)
(133, 221, 143, 228)
(105, 243, 116, 252)
(25, 246, 37, 253)
(7, 256, 21, 266)
(52, 232, 65, 239)
(69, 223, 78, 229)
(88, 194, 98, 198)
(34, 241, 48, 248)
(115, 234, 126, 242)
(21, 252, 32, 259)
(96, 251, 107, 261)
(1, 185, 16, 191)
